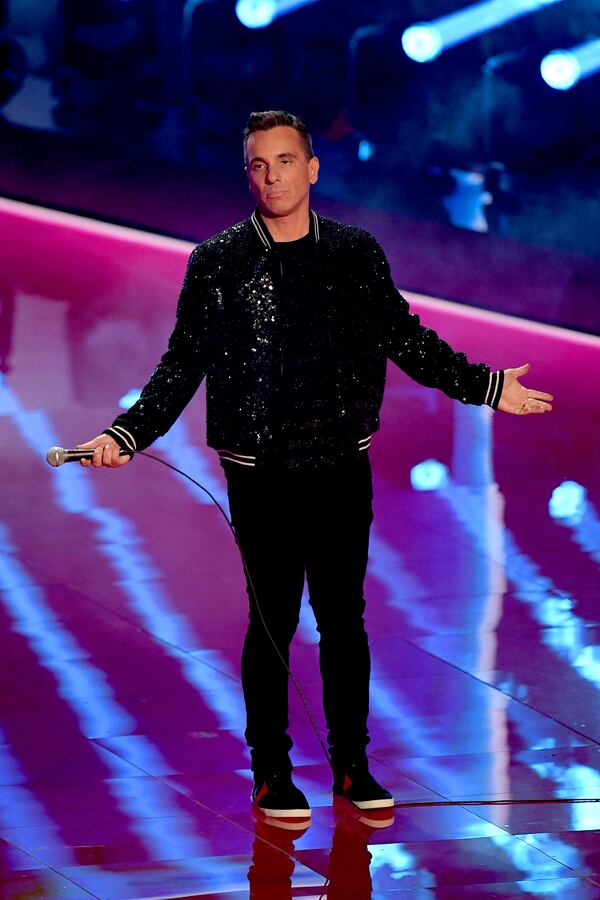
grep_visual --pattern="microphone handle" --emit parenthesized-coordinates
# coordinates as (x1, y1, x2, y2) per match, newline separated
(71, 448, 132, 461)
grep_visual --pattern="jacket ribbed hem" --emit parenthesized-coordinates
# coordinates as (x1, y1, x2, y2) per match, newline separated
(102, 425, 136, 456)
(217, 435, 372, 467)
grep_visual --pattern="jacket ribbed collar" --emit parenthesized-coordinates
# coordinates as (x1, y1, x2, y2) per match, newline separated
(250, 208, 320, 251)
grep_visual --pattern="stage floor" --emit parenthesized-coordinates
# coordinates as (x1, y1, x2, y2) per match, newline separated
(1, 198, 600, 898)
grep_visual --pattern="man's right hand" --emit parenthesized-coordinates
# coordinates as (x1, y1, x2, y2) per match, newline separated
(76, 434, 132, 468)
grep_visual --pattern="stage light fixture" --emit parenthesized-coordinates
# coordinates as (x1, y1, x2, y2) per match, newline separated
(235, 0, 277, 28)
(541, 39, 600, 90)
(402, 0, 563, 63)
(401, 24, 443, 63)
(236, 0, 317, 29)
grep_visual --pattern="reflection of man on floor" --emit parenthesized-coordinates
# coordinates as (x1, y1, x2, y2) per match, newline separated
(76, 110, 553, 822)
(249, 798, 387, 899)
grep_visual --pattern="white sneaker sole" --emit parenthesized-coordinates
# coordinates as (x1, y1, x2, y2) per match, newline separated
(351, 797, 394, 809)
(260, 806, 312, 818)
(251, 795, 311, 818)
(334, 790, 394, 809)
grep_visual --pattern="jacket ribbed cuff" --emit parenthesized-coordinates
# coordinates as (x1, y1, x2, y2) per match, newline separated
(484, 370, 504, 410)
(102, 425, 137, 457)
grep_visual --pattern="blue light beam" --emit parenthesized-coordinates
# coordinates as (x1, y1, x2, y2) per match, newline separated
(236, 0, 317, 29)
(402, 0, 563, 63)
(541, 39, 600, 90)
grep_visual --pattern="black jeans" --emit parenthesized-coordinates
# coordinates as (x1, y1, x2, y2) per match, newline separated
(223, 453, 373, 774)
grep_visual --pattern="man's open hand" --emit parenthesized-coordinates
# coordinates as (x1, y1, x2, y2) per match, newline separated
(498, 364, 553, 415)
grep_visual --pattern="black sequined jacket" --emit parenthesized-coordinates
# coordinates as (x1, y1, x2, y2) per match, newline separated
(106, 211, 504, 466)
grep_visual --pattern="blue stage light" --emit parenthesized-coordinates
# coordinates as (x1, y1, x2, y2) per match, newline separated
(541, 51, 579, 90)
(402, 24, 443, 63)
(410, 459, 449, 491)
(402, 0, 563, 62)
(236, 0, 277, 28)
(236, 0, 317, 29)
(541, 39, 600, 90)
(358, 139, 374, 161)
(549, 480, 587, 522)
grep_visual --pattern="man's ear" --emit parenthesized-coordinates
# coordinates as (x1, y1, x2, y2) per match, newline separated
(309, 156, 320, 184)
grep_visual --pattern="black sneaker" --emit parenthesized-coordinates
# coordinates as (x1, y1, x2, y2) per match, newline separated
(251, 769, 311, 820)
(333, 762, 394, 810)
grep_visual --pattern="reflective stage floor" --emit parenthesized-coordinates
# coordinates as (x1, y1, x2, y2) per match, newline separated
(1, 197, 600, 898)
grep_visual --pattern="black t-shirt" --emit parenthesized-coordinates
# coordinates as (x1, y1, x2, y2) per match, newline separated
(273, 233, 337, 465)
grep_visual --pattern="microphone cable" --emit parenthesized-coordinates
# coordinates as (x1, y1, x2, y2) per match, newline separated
(54, 450, 600, 811)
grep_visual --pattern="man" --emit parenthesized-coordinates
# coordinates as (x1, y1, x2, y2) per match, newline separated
(78, 110, 553, 821)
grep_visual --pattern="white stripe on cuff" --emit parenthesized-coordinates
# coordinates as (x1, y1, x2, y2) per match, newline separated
(112, 425, 137, 451)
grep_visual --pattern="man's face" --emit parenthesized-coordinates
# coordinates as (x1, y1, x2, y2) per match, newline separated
(245, 126, 319, 219)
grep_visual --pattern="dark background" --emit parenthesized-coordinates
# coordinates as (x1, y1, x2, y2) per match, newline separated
(1, 0, 599, 330)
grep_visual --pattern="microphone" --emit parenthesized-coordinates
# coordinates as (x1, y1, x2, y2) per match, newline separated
(46, 446, 131, 467)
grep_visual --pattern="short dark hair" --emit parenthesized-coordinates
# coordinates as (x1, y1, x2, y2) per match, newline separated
(243, 110, 313, 163)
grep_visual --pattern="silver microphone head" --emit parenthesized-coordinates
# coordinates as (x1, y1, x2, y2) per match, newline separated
(46, 446, 66, 467)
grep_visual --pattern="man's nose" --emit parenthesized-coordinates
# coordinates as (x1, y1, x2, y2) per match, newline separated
(265, 168, 279, 184)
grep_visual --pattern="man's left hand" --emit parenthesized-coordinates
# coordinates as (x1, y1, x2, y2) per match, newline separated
(498, 363, 553, 415)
